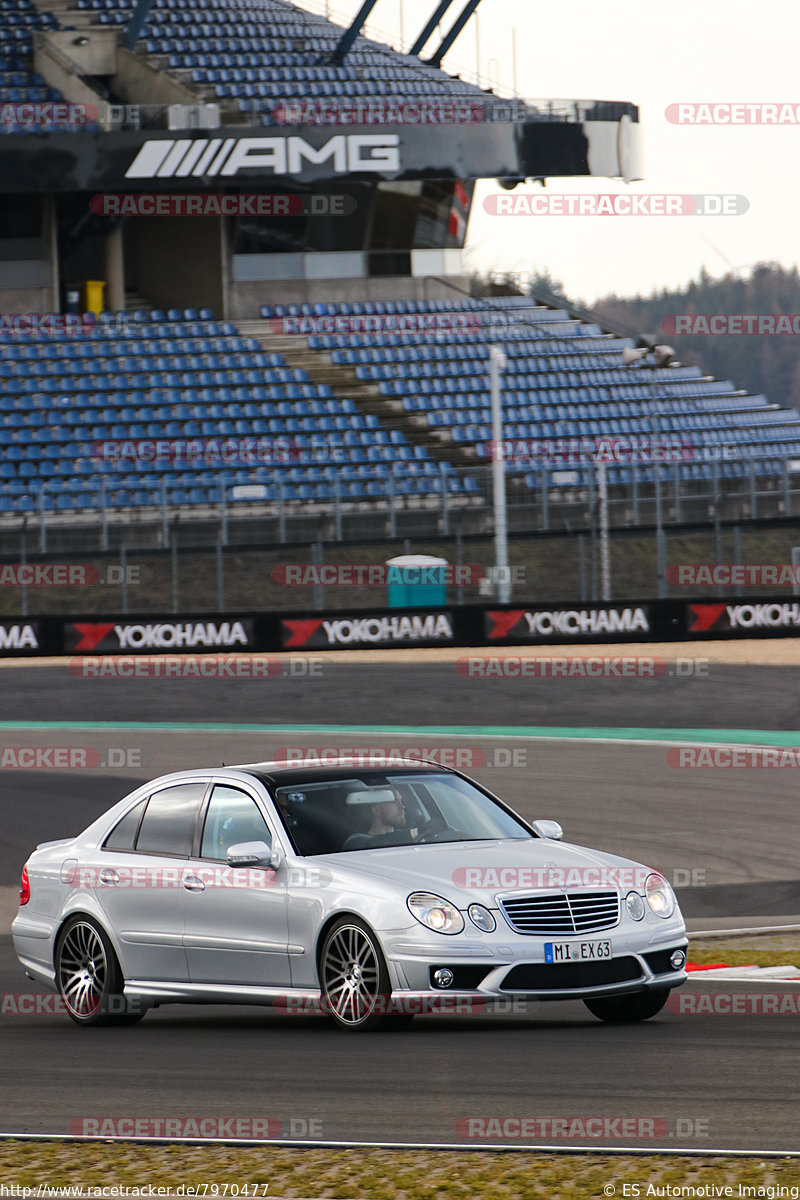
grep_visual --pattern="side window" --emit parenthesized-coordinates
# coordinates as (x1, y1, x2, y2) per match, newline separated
(200, 786, 271, 861)
(135, 783, 207, 857)
(103, 798, 147, 851)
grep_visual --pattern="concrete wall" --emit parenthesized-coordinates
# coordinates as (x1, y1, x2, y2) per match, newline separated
(0, 196, 58, 312)
(33, 31, 115, 115)
(112, 47, 199, 107)
(227, 274, 473, 319)
(130, 215, 225, 313)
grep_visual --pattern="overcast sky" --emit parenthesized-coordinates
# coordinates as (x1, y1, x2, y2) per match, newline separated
(294, 0, 800, 302)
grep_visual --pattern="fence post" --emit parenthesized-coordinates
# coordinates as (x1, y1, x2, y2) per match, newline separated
(278, 481, 287, 543)
(388, 471, 396, 538)
(732, 524, 742, 599)
(784, 458, 791, 518)
(100, 479, 109, 551)
(748, 458, 757, 520)
(655, 466, 667, 599)
(219, 478, 229, 546)
(120, 544, 129, 614)
(714, 513, 723, 598)
(440, 463, 450, 535)
(312, 540, 323, 611)
(631, 462, 640, 524)
(673, 461, 682, 524)
(161, 478, 169, 548)
(171, 530, 179, 614)
(455, 518, 464, 605)
(578, 532, 588, 604)
(38, 486, 47, 554)
(540, 466, 549, 531)
(216, 539, 225, 610)
(334, 475, 342, 541)
(20, 528, 27, 618)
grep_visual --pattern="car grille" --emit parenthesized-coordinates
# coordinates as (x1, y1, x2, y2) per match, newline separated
(501, 957, 642, 991)
(499, 890, 620, 935)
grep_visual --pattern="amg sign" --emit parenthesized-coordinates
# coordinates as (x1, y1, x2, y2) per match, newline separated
(125, 134, 401, 179)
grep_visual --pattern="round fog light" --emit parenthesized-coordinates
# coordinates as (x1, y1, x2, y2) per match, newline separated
(670, 949, 686, 970)
(433, 968, 454, 988)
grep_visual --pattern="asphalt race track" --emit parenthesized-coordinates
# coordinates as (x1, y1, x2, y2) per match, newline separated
(2, 660, 800, 1151)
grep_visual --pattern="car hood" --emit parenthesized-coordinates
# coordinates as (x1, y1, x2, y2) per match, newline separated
(322, 837, 658, 907)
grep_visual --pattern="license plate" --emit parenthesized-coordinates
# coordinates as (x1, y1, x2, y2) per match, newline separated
(544, 940, 612, 963)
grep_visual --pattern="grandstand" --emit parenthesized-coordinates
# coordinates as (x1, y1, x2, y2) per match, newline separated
(0, 0, 794, 537)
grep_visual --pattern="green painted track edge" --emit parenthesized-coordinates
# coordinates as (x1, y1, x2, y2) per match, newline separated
(0, 722, 800, 746)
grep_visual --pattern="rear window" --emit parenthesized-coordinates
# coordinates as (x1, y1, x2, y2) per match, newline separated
(135, 783, 207, 857)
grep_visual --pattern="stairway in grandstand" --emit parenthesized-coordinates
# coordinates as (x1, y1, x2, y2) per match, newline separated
(0, 0, 95, 131)
(236, 320, 478, 472)
(47, 0, 506, 129)
(253, 295, 800, 497)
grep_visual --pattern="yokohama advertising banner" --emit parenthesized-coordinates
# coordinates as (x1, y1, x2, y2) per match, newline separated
(685, 599, 800, 637)
(64, 617, 257, 654)
(484, 606, 654, 644)
(0, 621, 41, 656)
(280, 611, 456, 650)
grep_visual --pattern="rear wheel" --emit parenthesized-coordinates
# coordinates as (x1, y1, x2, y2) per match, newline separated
(320, 917, 406, 1032)
(55, 916, 145, 1027)
(584, 988, 670, 1024)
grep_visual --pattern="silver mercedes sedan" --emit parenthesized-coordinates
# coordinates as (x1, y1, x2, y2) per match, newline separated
(12, 758, 687, 1031)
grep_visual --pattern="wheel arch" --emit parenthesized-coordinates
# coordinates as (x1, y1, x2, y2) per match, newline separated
(314, 910, 380, 983)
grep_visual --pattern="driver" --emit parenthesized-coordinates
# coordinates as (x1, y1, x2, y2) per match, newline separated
(343, 787, 419, 851)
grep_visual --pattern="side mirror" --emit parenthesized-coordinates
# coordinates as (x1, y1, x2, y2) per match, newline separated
(226, 841, 282, 869)
(532, 820, 563, 841)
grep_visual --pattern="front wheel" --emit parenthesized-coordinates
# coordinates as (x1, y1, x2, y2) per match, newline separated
(319, 917, 402, 1032)
(584, 988, 670, 1024)
(55, 916, 145, 1027)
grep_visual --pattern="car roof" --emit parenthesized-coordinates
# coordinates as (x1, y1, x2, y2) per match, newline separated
(237, 758, 454, 787)
(135, 758, 455, 793)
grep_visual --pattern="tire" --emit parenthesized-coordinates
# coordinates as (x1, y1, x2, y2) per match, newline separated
(584, 988, 670, 1024)
(55, 916, 146, 1027)
(319, 917, 402, 1032)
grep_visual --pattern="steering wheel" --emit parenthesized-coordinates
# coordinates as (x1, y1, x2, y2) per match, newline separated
(415, 818, 460, 844)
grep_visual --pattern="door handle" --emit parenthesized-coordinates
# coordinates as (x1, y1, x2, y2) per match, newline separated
(99, 869, 119, 885)
(182, 875, 205, 892)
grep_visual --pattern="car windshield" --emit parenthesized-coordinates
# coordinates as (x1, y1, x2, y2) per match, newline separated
(269, 772, 533, 856)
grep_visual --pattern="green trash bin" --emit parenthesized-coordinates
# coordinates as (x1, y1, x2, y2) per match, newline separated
(386, 555, 448, 609)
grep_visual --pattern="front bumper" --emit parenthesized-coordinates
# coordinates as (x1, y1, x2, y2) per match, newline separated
(384, 924, 688, 1002)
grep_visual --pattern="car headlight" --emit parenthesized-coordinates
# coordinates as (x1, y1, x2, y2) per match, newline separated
(625, 890, 646, 921)
(467, 903, 496, 932)
(645, 872, 675, 918)
(407, 892, 465, 935)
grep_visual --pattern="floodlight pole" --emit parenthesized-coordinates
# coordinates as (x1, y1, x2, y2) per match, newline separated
(489, 344, 510, 604)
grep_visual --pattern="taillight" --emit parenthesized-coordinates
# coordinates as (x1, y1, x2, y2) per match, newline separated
(19, 864, 30, 906)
